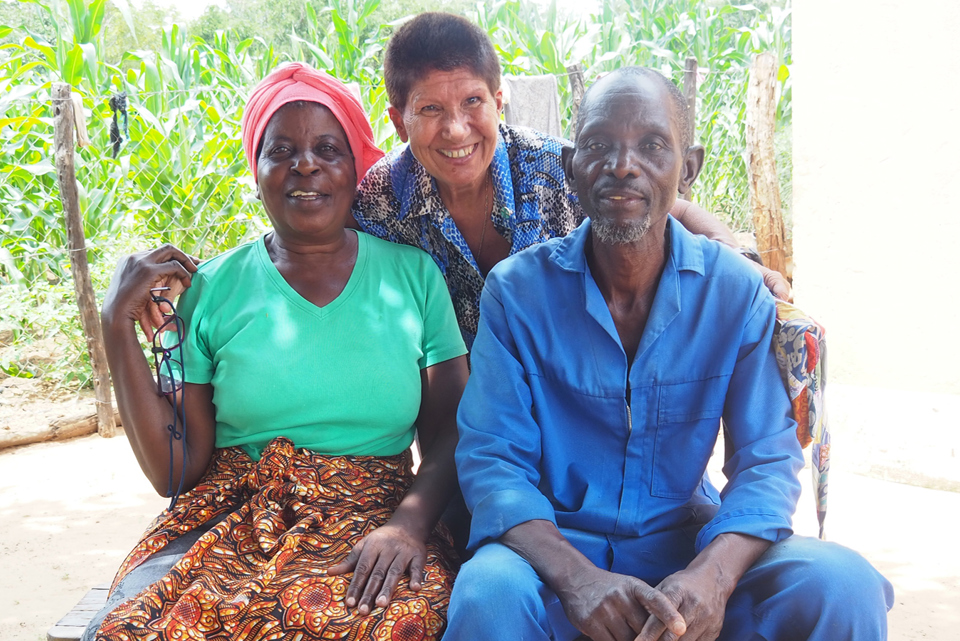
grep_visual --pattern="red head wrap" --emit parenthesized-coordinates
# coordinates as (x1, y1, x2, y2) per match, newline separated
(240, 62, 384, 186)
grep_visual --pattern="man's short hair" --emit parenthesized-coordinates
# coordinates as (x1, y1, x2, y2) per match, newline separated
(384, 12, 502, 113)
(575, 67, 692, 150)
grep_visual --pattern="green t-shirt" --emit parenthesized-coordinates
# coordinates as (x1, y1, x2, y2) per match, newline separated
(174, 230, 467, 460)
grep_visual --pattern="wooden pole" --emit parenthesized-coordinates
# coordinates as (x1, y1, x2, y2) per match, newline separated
(566, 64, 586, 139)
(52, 83, 117, 438)
(680, 57, 698, 201)
(745, 53, 788, 277)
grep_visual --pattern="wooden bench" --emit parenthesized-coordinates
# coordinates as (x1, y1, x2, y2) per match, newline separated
(47, 583, 109, 641)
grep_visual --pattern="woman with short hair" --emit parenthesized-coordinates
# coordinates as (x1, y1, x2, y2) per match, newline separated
(354, 12, 785, 350)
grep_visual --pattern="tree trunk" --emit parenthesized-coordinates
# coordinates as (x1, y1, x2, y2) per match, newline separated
(52, 83, 117, 438)
(745, 53, 788, 278)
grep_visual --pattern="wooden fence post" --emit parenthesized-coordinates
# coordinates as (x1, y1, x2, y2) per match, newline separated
(745, 53, 788, 277)
(52, 83, 117, 438)
(566, 64, 586, 139)
(680, 57, 698, 201)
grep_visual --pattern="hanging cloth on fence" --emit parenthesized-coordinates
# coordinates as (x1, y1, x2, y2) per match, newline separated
(70, 92, 92, 148)
(109, 92, 128, 158)
(501, 75, 563, 138)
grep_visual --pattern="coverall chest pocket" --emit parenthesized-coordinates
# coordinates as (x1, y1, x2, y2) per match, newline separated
(651, 377, 729, 499)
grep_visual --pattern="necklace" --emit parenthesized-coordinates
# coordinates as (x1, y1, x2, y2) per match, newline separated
(477, 172, 492, 260)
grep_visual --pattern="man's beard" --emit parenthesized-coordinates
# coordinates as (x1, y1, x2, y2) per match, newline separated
(590, 214, 652, 245)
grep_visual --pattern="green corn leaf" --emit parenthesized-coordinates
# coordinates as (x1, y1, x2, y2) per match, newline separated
(290, 34, 333, 70)
(79, 41, 98, 88)
(65, 0, 88, 42)
(109, 0, 137, 45)
(6, 61, 47, 84)
(235, 38, 254, 56)
(0, 83, 42, 112)
(86, 0, 107, 43)
(63, 42, 85, 86)
(15, 161, 56, 176)
(22, 36, 57, 68)
(360, 0, 380, 24)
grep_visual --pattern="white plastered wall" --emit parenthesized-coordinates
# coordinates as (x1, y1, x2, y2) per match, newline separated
(792, 0, 960, 487)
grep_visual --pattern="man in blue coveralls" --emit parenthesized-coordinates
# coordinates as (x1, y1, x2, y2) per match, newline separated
(445, 67, 893, 641)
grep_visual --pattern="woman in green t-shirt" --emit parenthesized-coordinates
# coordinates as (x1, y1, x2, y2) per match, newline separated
(90, 64, 468, 641)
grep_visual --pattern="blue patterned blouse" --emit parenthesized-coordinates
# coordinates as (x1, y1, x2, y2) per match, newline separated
(354, 124, 583, 349)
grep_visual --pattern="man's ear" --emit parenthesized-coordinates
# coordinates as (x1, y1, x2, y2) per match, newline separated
(561, 145, 576, 191)
(388, 106, 409, 143)
(678, 145, 705, 195)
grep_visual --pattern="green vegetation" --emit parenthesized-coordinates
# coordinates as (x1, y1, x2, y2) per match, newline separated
(0, 0, 791, 387)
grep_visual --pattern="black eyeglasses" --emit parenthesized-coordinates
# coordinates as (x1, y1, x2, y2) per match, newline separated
(150, 287, 188, 511)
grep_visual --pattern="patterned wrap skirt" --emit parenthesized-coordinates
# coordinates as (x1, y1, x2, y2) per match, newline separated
(93, 437, 458, 641)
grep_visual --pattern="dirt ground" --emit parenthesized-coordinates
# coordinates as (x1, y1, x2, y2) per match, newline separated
(0, 376, 98, 444)
(0, 377, 958, 641)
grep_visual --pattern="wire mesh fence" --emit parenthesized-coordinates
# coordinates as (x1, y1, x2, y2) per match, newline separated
(1, 84, 274, 389)
(2, 0, 794, 395)
(1, 25, 791, 396)
(1, 66, 786, 393)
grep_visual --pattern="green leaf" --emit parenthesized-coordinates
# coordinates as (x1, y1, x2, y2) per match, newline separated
(109, 0, 137, 45)
(0, 83, 42, 112)
(22, 36, 57, 68)
(777, 64, 790, 82)
(360, 0, 380, 23)
(290, 34, 333, 70)
(538, 32, 560, 73)
(0, 25, 12, 39)
(125, 51, 161, 92)
(235, 38, 254, 56)
(0, 247, 26, 284)
(17, 0, 60, 40)
(86, 0, 107, 43)
(65, 0, 88, 42)
(331, 11, 350, 47)
(16, 161, 56, 176)
(62, 42, 85, 86)
(79, 41, 98, 88)
(0, 362, 35, 379)
(7, 60, 47, 83)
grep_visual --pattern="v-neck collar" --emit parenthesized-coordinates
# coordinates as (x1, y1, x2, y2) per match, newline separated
(256, 230, 367, 318)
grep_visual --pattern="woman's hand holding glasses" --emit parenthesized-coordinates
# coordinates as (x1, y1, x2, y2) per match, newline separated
(101, 244, 199, 342)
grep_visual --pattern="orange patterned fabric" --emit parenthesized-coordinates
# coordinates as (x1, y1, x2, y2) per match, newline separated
(96, 437, 457, 641)
(773, 300, 830, 539)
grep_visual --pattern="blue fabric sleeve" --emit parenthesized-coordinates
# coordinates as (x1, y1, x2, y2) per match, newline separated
(696, 284, 803, 551)
(456, 275, 558, 549)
